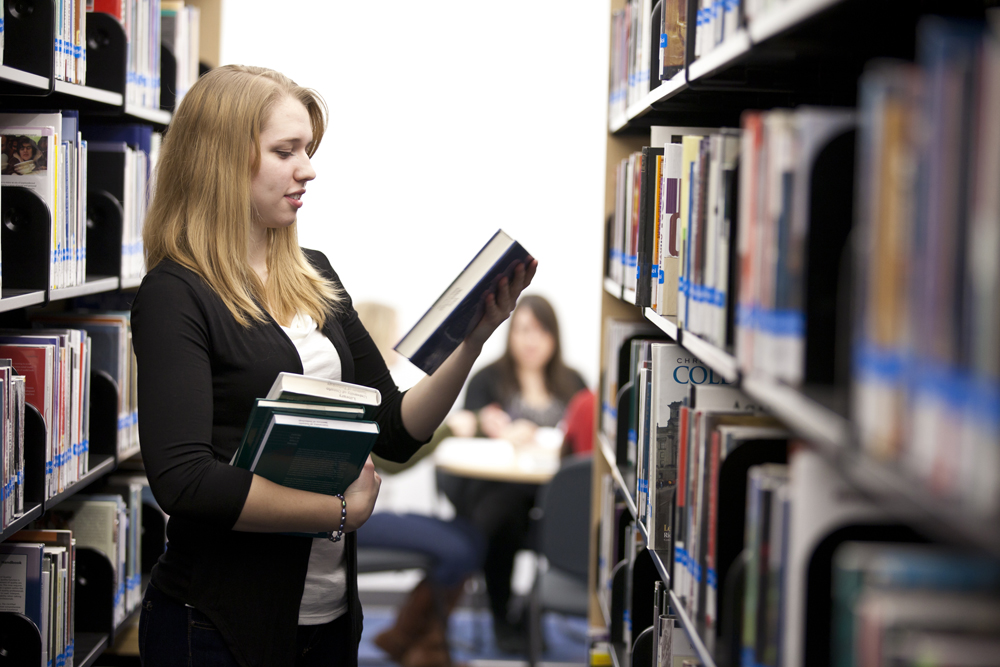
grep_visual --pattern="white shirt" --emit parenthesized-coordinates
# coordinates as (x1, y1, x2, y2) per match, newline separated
(280, 312, 349, 625)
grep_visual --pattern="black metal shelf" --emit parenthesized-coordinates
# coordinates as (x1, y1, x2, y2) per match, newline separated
(668, 590, 717, 667)
(0, 503, 43, 542)
(0, 64, 50, 90)
(75, 631, 110, 667)
(599, 433, 638, 519)
(0, 289, 47, 314)
(43, 455, 116, 512)
(49, 276, 121, 302)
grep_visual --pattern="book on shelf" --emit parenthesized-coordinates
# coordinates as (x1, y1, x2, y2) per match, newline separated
(89, 0, 162, 110)
(161, 2, 201, 108)
(46, 494, 129, 628)
(394, 229, 531, 376)
(659, 0, 687, 80)
(0, 541, 46, 632)
(12, 529, 77, 666)
(831, 543, 1000, 667)
(0, 328, 96, 502)
(1, 110, 90, 291)
(83, 125, 163, 282)
(0, 362, 27, 530)
(32, 311, 137, 457)
(852, 18, 1000, 514)
(637, 146, 665, 308)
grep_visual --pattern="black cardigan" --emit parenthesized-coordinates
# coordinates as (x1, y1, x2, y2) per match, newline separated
(131, 249, 426, 667)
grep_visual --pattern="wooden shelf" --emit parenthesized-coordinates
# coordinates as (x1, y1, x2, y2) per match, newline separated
(50, 276, 120, 301)
(0, 65, 49, 89)
(43, 455, 116, 512)
(604, 277, 623, 299)
(0, 289, 47, 313)
(53, 80, 123, 106)
(643, 309, 677, 340)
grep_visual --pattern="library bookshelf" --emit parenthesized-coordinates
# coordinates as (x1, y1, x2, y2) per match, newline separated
(591, 1, 1000, 666)
(0, 2, 220, 664)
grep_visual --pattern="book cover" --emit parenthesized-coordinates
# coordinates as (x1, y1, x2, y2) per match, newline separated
(232, 398, 367, 470)
(395, 229, 531, 375)
(0, 542, 46, 632)
(241, 413, 379, 500)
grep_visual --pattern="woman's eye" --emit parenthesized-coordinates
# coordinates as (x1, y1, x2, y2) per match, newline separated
(277, 150, 293, 158)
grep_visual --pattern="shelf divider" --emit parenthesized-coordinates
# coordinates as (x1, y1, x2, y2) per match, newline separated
(643, 308, 678, 340)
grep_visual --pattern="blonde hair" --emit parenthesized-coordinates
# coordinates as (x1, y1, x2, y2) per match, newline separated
(144, 64, 343, 327)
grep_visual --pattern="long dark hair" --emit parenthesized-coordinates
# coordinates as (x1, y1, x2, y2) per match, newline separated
(492, 295, 581, 404)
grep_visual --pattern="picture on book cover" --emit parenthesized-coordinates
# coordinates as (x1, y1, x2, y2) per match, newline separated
(1, 134, 49, 176)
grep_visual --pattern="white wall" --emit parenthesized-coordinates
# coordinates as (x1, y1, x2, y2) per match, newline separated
(221, 1, 609, 389)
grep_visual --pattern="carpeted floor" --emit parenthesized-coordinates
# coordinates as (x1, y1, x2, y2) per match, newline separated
(359, 605, 590, 666)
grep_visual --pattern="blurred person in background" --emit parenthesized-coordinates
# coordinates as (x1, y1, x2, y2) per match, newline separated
(440, 295, 588, 653)
(354, 302, 486, 667)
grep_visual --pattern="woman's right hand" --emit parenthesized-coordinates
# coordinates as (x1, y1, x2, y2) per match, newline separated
(343, 456, 381, 532)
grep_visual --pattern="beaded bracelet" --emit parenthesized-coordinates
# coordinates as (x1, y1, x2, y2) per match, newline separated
(328, 494, 347, 543)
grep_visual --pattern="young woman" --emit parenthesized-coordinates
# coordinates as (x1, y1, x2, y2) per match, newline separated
(440, 295, 587, 653)
(132, 65, 534, 667)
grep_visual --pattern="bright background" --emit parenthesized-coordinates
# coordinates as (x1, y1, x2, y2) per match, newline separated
(220, 1, 610, 391)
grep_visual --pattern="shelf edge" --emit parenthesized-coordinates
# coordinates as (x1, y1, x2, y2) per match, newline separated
(668, 590, 717, 667)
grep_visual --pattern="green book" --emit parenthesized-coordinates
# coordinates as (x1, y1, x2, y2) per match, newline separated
(242, 412, 380, 497)
(231, 399, 367, 469)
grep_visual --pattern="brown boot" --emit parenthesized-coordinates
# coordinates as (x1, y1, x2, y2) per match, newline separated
(374, 579, 436, 662)
(399, 582, 467, 667)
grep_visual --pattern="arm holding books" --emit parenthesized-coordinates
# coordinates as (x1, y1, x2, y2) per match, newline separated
(400, 259, 537, 441)
(133, 269, 374, 535)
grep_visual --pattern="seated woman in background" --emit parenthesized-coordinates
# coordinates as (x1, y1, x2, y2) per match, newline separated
(442, 294, 588, 653)
(354, 302, 486, 667)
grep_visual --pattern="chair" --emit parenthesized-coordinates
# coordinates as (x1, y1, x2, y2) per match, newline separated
(527, 455, 593, 667)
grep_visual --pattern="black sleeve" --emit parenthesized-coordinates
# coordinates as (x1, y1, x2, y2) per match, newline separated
(313, 252, 430, 463)
(131, 270, 254, 528)
(463, 364, 503, 412)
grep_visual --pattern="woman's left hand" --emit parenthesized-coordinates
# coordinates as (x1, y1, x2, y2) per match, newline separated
(466, 258, 537, 350)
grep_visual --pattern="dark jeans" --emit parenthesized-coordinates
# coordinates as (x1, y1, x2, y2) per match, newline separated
(139, 583, 354, 666)
(357, 513, 485, 587)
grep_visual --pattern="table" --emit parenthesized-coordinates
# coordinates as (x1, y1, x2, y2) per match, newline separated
(432, 429, 564, 484)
